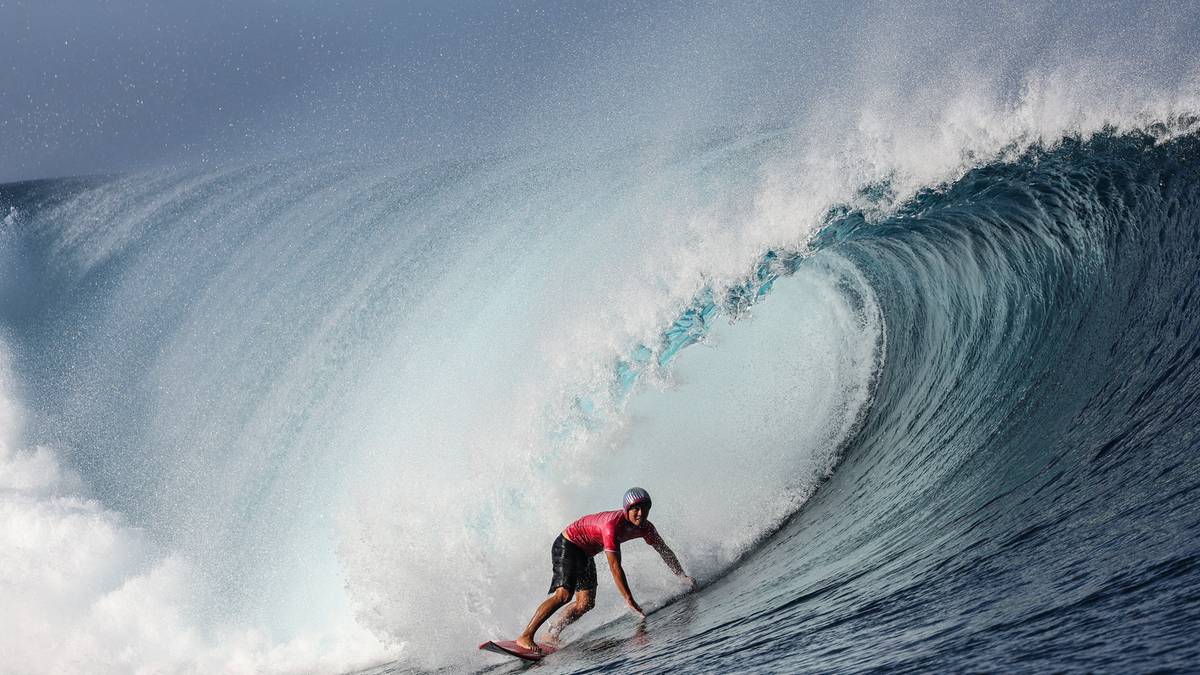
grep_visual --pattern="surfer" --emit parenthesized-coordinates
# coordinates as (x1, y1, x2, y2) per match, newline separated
(513, 487, 696, 653)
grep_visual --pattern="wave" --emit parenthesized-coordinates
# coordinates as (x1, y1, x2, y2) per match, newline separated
(2, 83, 1200, 672)
(543, 128, 1200, 672)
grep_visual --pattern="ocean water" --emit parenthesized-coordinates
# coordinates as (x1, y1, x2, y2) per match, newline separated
(3, 13, 1200, 673)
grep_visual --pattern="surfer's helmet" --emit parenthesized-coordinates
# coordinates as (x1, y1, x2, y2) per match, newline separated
(623, 487, 652, 510)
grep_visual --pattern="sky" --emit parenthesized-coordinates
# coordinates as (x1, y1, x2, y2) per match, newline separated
(2, 1, 1198, 183)
(0, 1, 636, 181)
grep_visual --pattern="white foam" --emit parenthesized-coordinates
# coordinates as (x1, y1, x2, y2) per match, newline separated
(0, 351, 391, 675)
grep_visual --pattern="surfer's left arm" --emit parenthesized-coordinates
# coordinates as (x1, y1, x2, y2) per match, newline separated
(647, 528, 696, 589)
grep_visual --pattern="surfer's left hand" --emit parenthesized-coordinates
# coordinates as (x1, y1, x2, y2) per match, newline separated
(681, 574, 697, 591)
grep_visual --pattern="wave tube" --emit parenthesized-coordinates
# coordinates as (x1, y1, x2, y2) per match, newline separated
(545, 130, 1200, 672)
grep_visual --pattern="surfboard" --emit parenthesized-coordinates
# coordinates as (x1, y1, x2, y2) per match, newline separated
(478, 639, 557, 662)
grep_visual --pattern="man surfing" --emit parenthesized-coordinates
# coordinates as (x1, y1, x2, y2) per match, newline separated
(512, 487, 695, 654)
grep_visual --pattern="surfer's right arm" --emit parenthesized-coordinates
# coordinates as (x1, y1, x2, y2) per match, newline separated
(605, 549, 645, 619)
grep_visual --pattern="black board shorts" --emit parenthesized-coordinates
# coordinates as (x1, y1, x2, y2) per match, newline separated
(548, 534, 598, 594)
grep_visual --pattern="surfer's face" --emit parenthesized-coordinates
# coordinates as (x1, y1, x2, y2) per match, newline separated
(625, 504, 648, 526)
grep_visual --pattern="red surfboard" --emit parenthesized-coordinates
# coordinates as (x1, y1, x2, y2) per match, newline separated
(479, 639, 558, 662)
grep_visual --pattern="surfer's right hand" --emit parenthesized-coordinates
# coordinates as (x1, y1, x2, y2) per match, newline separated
(628, 602, 646, 620)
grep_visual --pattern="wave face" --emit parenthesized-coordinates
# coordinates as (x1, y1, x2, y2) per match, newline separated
(3, 117, 1200, 672)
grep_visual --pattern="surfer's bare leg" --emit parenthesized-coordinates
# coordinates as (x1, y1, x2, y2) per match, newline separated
(547, 589, 595, 640)
(517, 587, 572, 651)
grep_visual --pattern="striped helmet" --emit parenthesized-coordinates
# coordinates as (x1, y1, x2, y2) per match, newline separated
(623, 487, 652, 510)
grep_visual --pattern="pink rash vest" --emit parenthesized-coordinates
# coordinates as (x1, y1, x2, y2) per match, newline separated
(562, 510, 662, 557)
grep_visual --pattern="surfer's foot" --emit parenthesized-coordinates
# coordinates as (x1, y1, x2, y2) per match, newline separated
(514, 636, 540, 653)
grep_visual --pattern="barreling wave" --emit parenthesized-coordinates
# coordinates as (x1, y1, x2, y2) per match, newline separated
(2, 117, 1199, 673)
(548, 128, 1200, 672)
